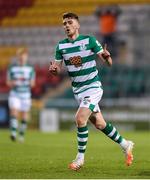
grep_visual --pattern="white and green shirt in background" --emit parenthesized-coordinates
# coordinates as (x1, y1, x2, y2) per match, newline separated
(7, 63, 35, 99)
(55, 34, 103, 94)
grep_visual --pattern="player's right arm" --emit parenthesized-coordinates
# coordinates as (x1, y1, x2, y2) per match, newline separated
(49, 43, 63, 76)
(6, 67, 17, 88)
(49, 60, 62, 75)
(6, 79, 17, 88)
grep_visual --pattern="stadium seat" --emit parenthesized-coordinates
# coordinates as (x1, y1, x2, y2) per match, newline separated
(2, 0, 147, 27)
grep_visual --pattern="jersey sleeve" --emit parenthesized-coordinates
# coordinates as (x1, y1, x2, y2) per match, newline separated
(90, 36, 103, 54)
(30, 67, 36, 80)
(55, 44, 63, 62)
(7, 66, 12, 81)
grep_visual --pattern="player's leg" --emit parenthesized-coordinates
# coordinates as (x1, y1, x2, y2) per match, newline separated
(69, 107, 92, 171)
(8, 96, 20, 141)
(18, 98, 31, 142)
(89, 112, 127, 145)
(18, 111, 29, 142)
(69, 88, 103, 170)
(76, 107, 91, 158)
(89, 112, 134, 166)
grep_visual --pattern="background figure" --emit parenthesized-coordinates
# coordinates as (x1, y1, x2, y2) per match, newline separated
(6, 48, 35, 142)
(95, 5, 121, 59)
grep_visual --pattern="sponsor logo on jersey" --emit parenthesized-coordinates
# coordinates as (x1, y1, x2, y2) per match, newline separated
(69, 56, 82, 67)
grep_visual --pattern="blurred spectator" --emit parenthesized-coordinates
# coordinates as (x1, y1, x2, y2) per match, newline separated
(95, 5, 121, 59)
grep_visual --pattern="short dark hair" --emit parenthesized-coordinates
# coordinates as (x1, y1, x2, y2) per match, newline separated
(62, 12, 79, 21)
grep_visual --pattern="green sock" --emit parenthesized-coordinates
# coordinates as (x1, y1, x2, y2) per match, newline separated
(77, 126, 88, 153)
(101, 122, 123, 144)
(19, 120, 27, 136)
(10, 116, 18, 137)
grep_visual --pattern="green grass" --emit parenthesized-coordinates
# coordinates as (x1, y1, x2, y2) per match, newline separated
(0, 130, 150, 179)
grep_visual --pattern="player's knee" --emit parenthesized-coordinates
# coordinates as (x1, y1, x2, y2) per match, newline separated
(10, 110, 18, 119)
(95, 122, 106, 130)
(75, 114, 86, 127)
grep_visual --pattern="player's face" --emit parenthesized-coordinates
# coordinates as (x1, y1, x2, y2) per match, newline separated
(63, 18, 80, 37)
(18, 52, 28, 65)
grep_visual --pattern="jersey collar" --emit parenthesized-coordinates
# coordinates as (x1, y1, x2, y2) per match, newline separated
(67, 34, 82, 43)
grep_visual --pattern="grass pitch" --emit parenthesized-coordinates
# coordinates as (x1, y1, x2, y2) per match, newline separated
(0, 130, 150, 179)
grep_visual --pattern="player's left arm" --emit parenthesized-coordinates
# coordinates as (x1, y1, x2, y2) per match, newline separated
(30, 79, 35, 88)
(6, 67, 17, 88)
(30, 67, 36, 88)
(91, 36, 112, 67)
(97, 44, 112, 67)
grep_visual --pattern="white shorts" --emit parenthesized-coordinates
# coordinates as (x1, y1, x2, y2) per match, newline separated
(8, 96, 31, 112)
(74, 87, 103, 112)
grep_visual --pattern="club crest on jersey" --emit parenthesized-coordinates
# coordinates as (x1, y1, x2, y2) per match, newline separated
(79, 43, 86, 51)
(83, 96, 91, 105)
(62, 49, 66, 53)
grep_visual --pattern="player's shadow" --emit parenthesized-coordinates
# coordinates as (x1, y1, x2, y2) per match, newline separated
(137, 170, 150, 177)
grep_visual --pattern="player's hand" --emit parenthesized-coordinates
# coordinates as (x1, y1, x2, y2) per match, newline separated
(100, 44, 112, 66)
(8, 80, 19, 87)
(49, 61, 59, 75)
(101, 44, 110, 60)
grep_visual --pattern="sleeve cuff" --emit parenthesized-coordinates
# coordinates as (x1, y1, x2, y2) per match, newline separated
(55, 59, 63, 63)
(97, 49, 104, 54)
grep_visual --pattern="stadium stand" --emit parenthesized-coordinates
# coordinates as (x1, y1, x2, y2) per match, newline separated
(0, 0, 34, 25)
(0, 46, 18, 67)
(0, 1, 150, 99)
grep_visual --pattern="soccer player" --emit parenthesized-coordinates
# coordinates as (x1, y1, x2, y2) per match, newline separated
(49, 13, 134, 170)
(7, 48, 35, 142)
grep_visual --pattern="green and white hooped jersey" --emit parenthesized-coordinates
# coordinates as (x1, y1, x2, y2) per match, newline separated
(55, 34, 103, 94)
(7, 63, 35, 99)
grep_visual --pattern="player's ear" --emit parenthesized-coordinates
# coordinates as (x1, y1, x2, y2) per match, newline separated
(78, 23, 80, 29)
(77, 21, 80, 29)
